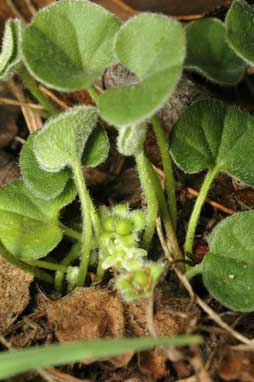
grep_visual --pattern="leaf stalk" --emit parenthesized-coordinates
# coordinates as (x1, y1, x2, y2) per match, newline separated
(151, 115, 177, 228)
(185, 166, 219, 254)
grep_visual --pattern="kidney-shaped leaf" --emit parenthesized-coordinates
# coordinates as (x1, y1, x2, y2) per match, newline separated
(0, 180, 76, 260)
(0, 19, 22, 80)
(98, 13, 186, 127)
(20, 131, 71, 200)
(185, 18, 247, 85)
(34, 106, 98, 172)
(202, 211, 254, 312)
(226, 0, 254, 65)
(170, 99, 254, 185)
(22, 0, 121, 91)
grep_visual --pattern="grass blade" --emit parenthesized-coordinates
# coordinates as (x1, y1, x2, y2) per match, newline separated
(0, 336, 201, 379)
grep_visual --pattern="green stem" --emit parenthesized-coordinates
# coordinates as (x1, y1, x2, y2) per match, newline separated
(135, 150, 158, 249)
(19, 67, 59, 116)
(184, 263, 203, 281)
(24, 259, 67, 272)
(96, 257, 105, 282)
(145, 158, 183, 262)
(54, 242, 81, 291)
(185, 167, 219, 255)
(0, 243, 53, 284)
(72, 162, 93, 286)
(151, 115, 177, 228)
(59, 223, 81, 241)
(88, 193, 101, 239)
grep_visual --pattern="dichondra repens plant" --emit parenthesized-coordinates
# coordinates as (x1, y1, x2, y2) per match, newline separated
(0, 0, 254, 313)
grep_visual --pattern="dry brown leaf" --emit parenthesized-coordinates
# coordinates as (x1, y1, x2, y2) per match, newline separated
(0, 256, 33, 334)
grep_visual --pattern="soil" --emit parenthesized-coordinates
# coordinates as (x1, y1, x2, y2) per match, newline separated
(1, 1, 254, 381)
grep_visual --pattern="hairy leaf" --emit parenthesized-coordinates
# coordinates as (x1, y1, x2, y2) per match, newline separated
(0, 180, 76, 260)
(170, 99, 254, 185)
(203, 211, 254, 311)
(0, 335, 201, 380)
(34, 106, 98, 172)
(226, 0, 254, 65)
(99, 13, 186, 127)
(0, 19, 22, 80)
(185, 18, 247, 85)
(82, 123, 109, 167)
(22, 0, 121, 91)
(20, 131, 71, 200)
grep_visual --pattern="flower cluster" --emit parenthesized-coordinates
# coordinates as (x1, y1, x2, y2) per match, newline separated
(98, 204, 164, 299)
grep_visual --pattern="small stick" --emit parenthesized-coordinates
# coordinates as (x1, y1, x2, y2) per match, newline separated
(175, 14, 204, 20)
(111, 0, 138, 16)
(38, 85, 69, 110)
(0, 97, 44, 110)
(23, 0, 36, 15)
(8, 79, 43, 132)
(186, 187, 236, 215)
(6, 0, 25, 20)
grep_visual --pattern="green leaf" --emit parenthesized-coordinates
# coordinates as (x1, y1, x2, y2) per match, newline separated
(202, 211, 254, 312)
(225, 0, 254, 65)
(22, 0, 121, 91)
(0, 335, 201, 380)
(98, 13, 186, 127)
(34, 106, 98, 172)
(20, 131, 71, 200)
(170, 99, 254, 185)
(0, 19, 23, 80)
(82, 123, 109, 167)
(0, 180, 76, 260)
(185, 18, 247, 85)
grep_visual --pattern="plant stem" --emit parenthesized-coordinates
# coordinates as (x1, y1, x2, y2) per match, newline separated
(19, 67, 59, 116)
(184, 263, 203, 281)
(54, 242, 81, 291)
(151, 115, 177, 228)
(145, 158, 183, 262)
(185, 167, 219, 255)
(72, 162, 93, 286)
(59, 223, 81, 241)
(88, 194, 101, 239)
(135, 150, 158, 249)
(0, 243, 53, 284)
(24, 259, 67, 272)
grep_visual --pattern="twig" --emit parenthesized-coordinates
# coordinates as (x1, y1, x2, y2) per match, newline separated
(156, 219, 254, 346)
(23, 0, 36, 15)
(156, 218, 195, 301)
(38, 85, 69, 110)
(175, 14, 204, 20)
(189, 346, 212, 382)
(6, 0, 25, 20)
(177, 377, 198, 382)
(196, 297, 253, 346)
(14, 136, 26, 144)
(39, 368, 91, 382)
(231, 344, 254, 351)
(0, 97, 44, 110)
(111, 0, 138, 16)
(186, 187, 236, 215)
(8, 79, 42, 133)
(0, 335, 12, 349)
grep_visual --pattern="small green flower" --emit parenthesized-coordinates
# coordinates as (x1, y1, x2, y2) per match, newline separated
(117, 262, 164, 300)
